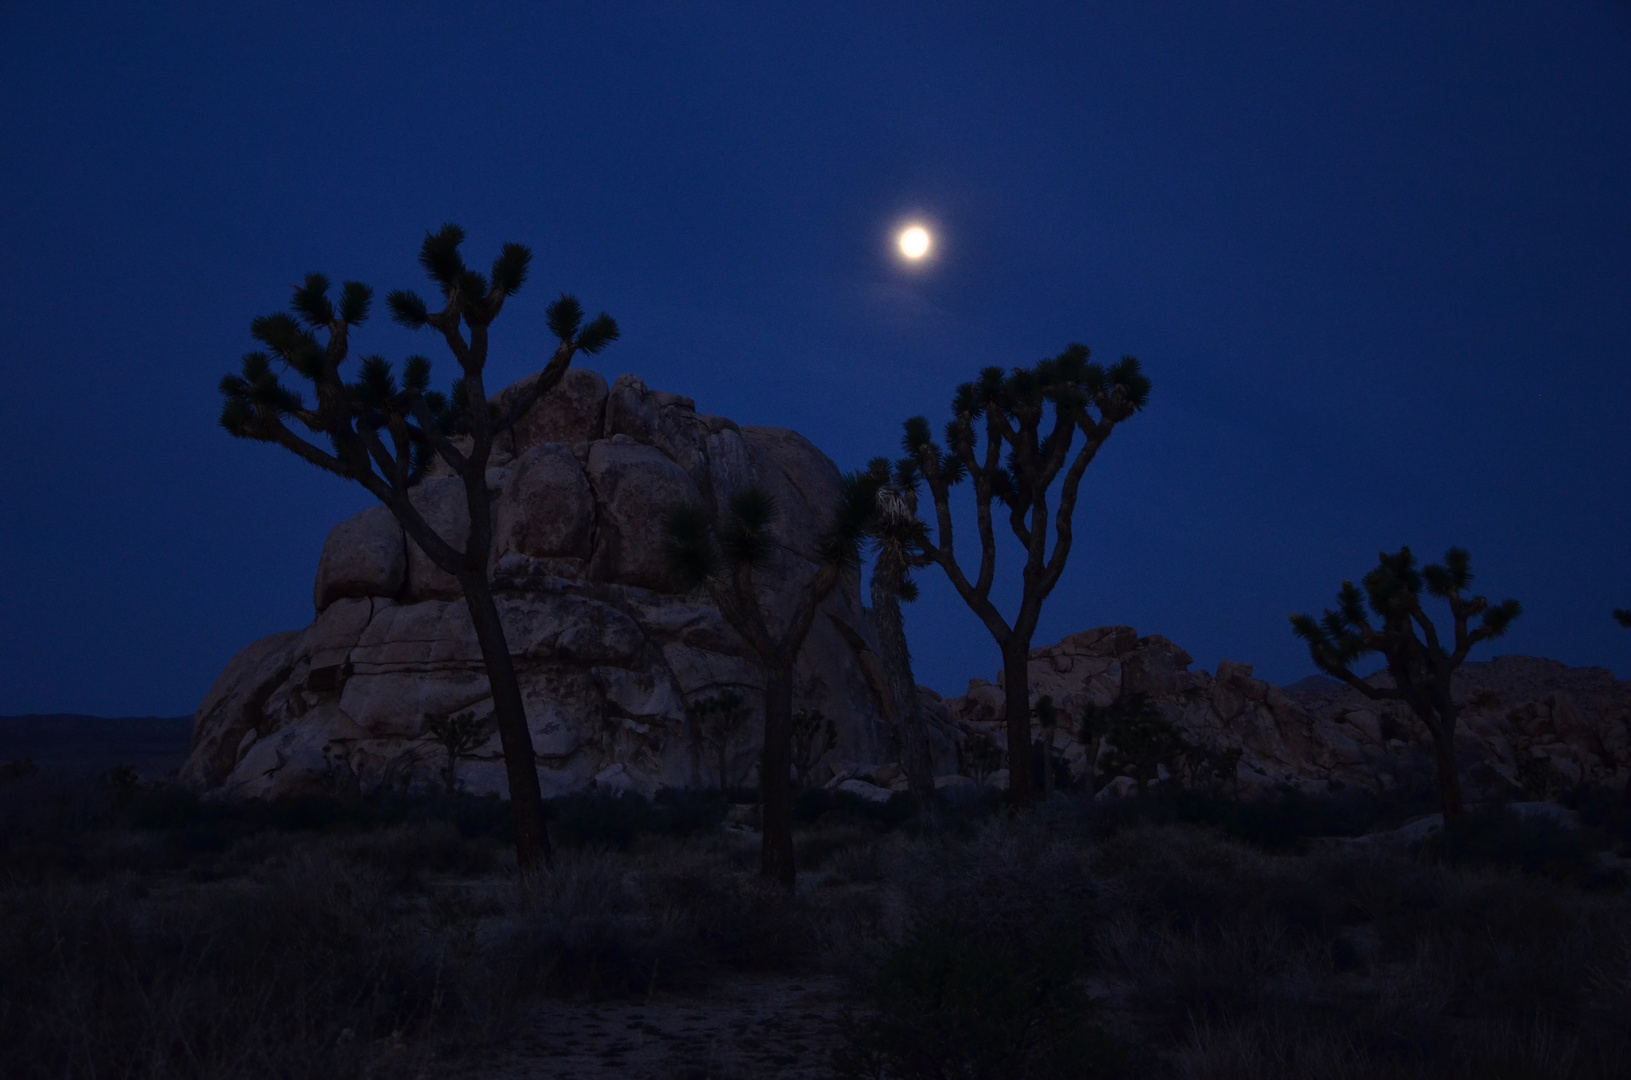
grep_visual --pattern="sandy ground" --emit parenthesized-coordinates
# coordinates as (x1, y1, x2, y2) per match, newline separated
(441, 975, 851, 1080)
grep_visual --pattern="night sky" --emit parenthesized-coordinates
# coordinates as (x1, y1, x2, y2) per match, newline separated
(2, 2, 1628, 717)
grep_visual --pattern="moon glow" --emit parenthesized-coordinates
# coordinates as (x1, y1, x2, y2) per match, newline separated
(898, 225, 931, 259)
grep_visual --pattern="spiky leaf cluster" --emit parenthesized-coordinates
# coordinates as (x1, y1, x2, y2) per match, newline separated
(220, 225, 615, 497)
(663, 472, 885, 596)
(860, 456, 931, 601)
(1291, 546, 1521, 677)
(903, 343, 1150, 510)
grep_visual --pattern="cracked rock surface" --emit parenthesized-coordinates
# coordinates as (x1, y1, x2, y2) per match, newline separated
(183, 370, 894, 799)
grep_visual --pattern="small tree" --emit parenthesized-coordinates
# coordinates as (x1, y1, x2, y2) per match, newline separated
(686, 691, 747, 794)
(1033, 695, 1060, 801)
(962, 729, 1004, 786)
(1082, 694, 1182, 796)
(1610, 613, 1631, 804)
(862, 456, 939, 814)
(903, 345, 1149, 808)
(1291, 547, 1520, 823)
(663, 479, 876, 888)
(1178, 741, 1243, 798)
(791, 708, 838, 792)
(218, 224, 618, 872)
(423, 710, 489, 794)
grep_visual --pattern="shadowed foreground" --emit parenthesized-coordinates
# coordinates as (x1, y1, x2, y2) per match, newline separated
(2, 770, 1628, 1079)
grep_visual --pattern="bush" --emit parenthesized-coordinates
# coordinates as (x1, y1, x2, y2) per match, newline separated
(1428, 806, 1619, 887)
(834, 918, 1126, 1080)
(0, 851, 449, 1079)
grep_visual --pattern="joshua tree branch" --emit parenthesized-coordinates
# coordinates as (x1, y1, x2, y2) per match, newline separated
(494, 339, 576, 434)
(402, 391, 469, 473)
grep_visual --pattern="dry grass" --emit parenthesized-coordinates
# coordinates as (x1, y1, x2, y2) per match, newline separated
(1, 771, 1627, 1078)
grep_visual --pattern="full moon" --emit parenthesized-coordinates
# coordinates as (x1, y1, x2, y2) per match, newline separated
(898, 225, 931, 259)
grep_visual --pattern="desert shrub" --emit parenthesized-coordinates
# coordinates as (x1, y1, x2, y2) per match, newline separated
(1426, 805, 1620, 886)
(1087, 821, 1631, 1071)
(1093, 785, 1439, 853)
(0, 850, 452, 1079)
(834, 918, 1126, 1080)
(794, 787, 919, 830)
(486, 846, 816, 1000)
(823, 837, 890, 884)
(665, 868, 813, 971)
(545, 790, 664, 849)
(492, 855, 708, 999)
(544, 790, 730, 850)
(795, 817, 884, 867)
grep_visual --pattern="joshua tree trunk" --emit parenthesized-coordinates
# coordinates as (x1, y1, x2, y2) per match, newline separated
(1432, 727, 1465, 823)
(760, 664, 797, 889)
(1001, 637, 1035, 807)
(871, 564, 937, 816)
(463, 578, 551, 869)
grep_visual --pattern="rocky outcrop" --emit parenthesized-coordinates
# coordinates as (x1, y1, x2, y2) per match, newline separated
(187, 362, 1630, 805)
(184, 369, 894, 800)
(930, 626, 1631, 800)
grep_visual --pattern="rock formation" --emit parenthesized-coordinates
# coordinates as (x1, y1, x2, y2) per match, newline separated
(183, 369, 1630, 806)
(925, 626, 1631, 801)
(182, 370, 896, 799)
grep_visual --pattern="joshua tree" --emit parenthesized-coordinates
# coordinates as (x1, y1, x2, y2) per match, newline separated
(217, 224, 618, 872)
(423, 709, 490, 794)
(902, 345, 1150, 808)
(791, 707, 838, 792)
(1291, 547, 1520, 823)
(861, 456, 939, 814)
(686, 691, 747, 794)
(663, 478, 876, 888)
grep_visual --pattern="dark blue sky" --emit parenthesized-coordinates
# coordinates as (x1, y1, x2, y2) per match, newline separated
(2, 2, 1628, 716)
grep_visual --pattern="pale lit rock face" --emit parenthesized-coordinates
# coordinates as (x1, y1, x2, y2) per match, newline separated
(940, 629, 1631, 800)
(497, 367, 609, 455)
(184, 369, 894, 800)
(313, 506, 405, 610)
(585, 439, 702, 592)
(494, 444, 595, 564)
(403, 477, 472, 602)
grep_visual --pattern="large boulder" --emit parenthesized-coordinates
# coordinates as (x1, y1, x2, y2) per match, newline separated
(494, 443, 595, 566)
(584, 438, 702, 591)
(184, 370, 894, 800)
(495, 367, 609, 455)
(313, 506, 405, 610)
(403, 477, 473, 602)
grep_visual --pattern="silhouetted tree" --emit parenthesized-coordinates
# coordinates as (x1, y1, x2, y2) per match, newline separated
(1081, 694, 1182, 796)
(791, 707, 838, 792)
(686, 691, 747, 794)
(1291, 547, 1520, 823)
(423, 709, 489, 794)
(218, 224, 618, 872)
(1033, 695, 1060, 801)
(903, 345, 1150, 808)
(862, 456, 939, 815)
(662, 478, 876, 888)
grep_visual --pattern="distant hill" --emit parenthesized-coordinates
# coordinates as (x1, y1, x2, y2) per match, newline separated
(0, 714, 192, 778)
